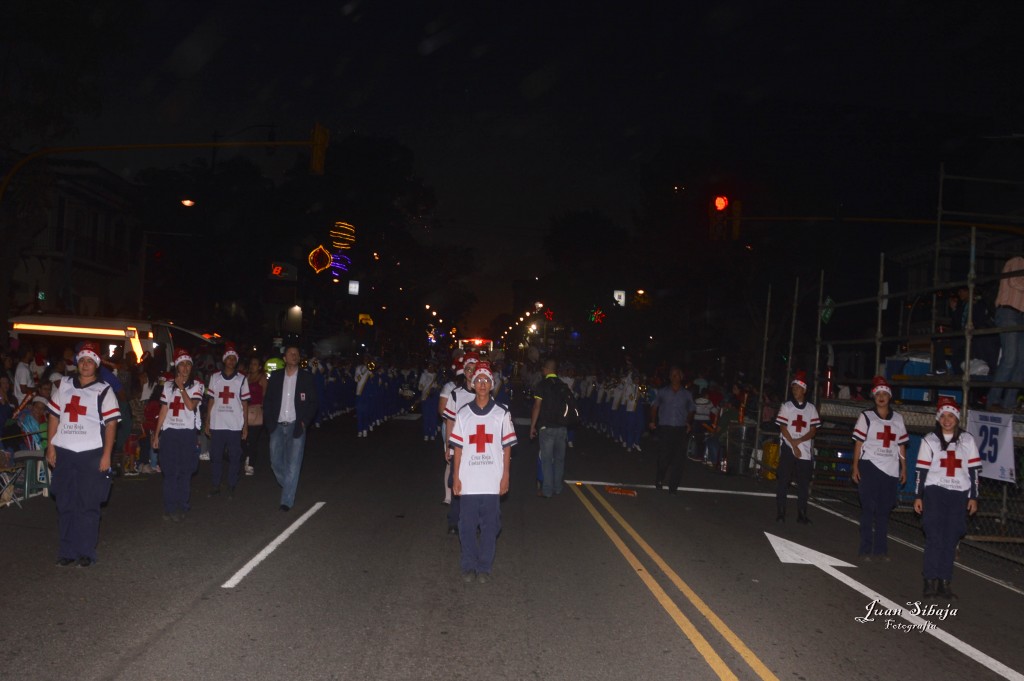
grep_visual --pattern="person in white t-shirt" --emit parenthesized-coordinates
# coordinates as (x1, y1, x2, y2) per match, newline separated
(450, 362, 516, 584)
(14, 347, 35, 403)
(152, 348, 205, 521)
(204, 342, 250, 498)
(774, 370, 820, 524)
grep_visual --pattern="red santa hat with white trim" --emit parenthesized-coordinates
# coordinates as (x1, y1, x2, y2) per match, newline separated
(222, 342, 239, 362)
(173, 347, 193, 367)
(935, 395, 960, 421)
(76, 342, 102, 367)
(472, 361, 493, 384)
(790, 370, 808, 390)
(870, 375, 892, 396)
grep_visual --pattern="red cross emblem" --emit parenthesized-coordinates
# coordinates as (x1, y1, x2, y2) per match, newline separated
(791, 415, 807, 434)
(469, 424, 493, 453)
(169, 395, 185, 417)
(64, 395, 87, 422)
(218, 386, 235, 405)
(876, 425, 896, 448)
(940, 450, 962, 477)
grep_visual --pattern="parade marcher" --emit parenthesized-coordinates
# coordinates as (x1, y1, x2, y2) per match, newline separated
(152, 348, 204, 522)
(45, 342, 120, 567)
(851, 376, 909, 560)
(914, 396, 981, 600)
(775, 370, 820, 523)
(263, 345, 319, 511)
(648, 366, 696, 494)
(418, 360, 440, 441)
(691, 387, 714, 462)
(442, 352, 479, 532)
(450, 362, 516, 583)
(204, 342, 250, 498)
(438, 357, 463, 508)
(354, 354, 372, 437)
(530, 358, 572, 498)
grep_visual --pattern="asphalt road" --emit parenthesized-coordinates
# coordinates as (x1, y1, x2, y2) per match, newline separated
(3, 413, 1024, 681)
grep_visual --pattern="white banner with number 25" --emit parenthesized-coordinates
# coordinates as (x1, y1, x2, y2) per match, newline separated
(966, 411, 1016, 482)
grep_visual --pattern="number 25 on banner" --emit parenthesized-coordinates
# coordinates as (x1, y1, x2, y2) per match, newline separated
(967, 412, 1015, 483)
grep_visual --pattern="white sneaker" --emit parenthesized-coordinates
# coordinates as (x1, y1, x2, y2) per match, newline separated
(568, 442, 574, 448)
(199, 452, 210, 461)
(424, 435, 429, 441)
(245, 465, 255, 476)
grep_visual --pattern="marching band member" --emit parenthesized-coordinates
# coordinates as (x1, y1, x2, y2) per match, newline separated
(851, 376, 908, 561)
(45, 342, 120, 567)
(914, 396, 981, 600)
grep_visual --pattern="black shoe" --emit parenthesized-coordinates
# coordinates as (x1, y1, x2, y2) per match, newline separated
(56, 557, 76, 567)
(208, 487, 221, 498)
(655, 481, 663, 491)
(797, 513, 812, 525)
(940, 580, 957, 600)
(775, 513, 785, 523)
(447, 526, 458, 535)
(227, 486, 236, 499)
(77, 557, 94, 568)
(280, 504, 291, 512)
(923, 578, 938, 599)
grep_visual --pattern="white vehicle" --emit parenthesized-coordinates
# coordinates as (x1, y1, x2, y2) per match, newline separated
(8, 315, 219, 371)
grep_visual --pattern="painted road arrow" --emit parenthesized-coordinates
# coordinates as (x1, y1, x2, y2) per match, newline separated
(765, 533, 1024, 681)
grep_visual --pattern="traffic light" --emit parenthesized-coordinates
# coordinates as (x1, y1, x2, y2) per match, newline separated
(709, 195, 729, 240)
(708, 195, 742, 240)
(309, 123, 330, 175)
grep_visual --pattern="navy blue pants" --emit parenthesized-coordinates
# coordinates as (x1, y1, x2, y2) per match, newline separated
(209, 429, 243, 489)
(447, 460, 461, 528)
(775, 447, 813, 515)
(160, 429, 199, 514)
(922, 486, 968, 580)
(857, 460, 899, 556)
(50, 447, 111, 562)
(459, 494, 501, 574)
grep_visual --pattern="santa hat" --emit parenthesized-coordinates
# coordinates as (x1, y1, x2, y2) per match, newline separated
(791, 370, 808, 390)
(870, 376, 892, 396)
(222, 342, 239, 362)
(173, 348, 193, 367)
(935, 395, 960, 421)
(463, 351, 481, 366)
(76, 342, 102, 367)
(452, 356, 466, 376)
(472, 361, 494, 384)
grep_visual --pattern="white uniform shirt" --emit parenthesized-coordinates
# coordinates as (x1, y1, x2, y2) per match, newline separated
(776, 400, 821, 460)
(418, 370, 436, 401)
(160, 380, 205, 431)
(852, 408, 909, 477)
(206, 371, 251, 431)
(443, 385, 474, 421)
(14, 361, 34, 402)
(354, 365, 370, 396)
(47, 376, 120, 452)
(450, 399, 517, 495)
(917, 431, 983, 494)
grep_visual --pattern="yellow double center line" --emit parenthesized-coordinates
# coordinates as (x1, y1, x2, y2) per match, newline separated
(570, 484, 778, 681)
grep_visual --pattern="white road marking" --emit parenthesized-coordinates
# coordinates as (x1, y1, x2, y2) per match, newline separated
(766, 534, 1024, 681)
(221, 502, 326, 589)
(563, 479, 841, 501)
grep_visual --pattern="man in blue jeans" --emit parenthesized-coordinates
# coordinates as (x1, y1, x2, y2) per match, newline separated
(530, 358, 568, 497)
(988, 256, 1024, 412)
(263, 345, 319, 511)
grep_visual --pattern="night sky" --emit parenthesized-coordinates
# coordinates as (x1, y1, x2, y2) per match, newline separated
(60, 1, 1024, 330)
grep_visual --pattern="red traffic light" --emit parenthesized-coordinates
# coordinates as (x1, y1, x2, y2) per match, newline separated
(714, 195, 729, 211)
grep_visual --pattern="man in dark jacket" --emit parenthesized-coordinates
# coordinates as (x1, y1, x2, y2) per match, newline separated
(263, 344, 319, 510)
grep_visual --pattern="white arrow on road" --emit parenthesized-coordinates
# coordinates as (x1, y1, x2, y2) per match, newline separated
(765, 533, 1024, 681)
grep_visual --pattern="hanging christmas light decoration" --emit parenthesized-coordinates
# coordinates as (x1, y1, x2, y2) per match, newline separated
(308, 245, 332, 273)
(330, 221, 356, 250)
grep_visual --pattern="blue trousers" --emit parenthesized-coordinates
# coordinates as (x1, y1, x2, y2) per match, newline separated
(447, 460, 461, 528)
(538, 426, 567, 497)
(209, 429, 243, 489)
(922, 486, 968, 580)
(459, 494, 501, 574)
(50, 447, 111, 562)
(160, 429, 199, 514)
(857, 460, 899, 556)
(270, 421, 307, 509)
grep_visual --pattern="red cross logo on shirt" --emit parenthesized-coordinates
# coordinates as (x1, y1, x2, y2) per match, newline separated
(64, 395, 87, 422)
(169, 395, 185, 417)
(469, 424, 493, 453)
(876, 425, 896, 448)
(940, 450, 962, 477)
(218, 386, 235, 405)
(791, 415, 807, 434)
